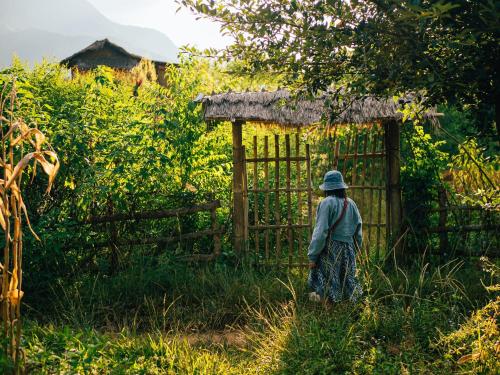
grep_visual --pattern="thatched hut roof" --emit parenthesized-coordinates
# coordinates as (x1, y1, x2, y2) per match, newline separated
(61, 39, 167, 72)
(201, 90, 438, 127)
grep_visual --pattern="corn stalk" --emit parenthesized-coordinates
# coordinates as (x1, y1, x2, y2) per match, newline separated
(0, 80, 59, 372)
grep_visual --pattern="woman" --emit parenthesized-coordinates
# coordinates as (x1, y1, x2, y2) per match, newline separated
(308, 170, 363, 303)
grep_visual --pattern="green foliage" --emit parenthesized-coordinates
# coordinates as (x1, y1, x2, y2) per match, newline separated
(181, 0, 499, 137)
(16, 259, 499, 374)
(401, 123, 448, 246)
(448, 138, 499, 209)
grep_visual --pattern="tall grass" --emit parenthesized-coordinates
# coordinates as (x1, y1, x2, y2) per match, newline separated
(17, 255, 499, 374)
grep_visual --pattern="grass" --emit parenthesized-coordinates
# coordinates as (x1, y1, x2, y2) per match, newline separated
(8, 257, 500, 374)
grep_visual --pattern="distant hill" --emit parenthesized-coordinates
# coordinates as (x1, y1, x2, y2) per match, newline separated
(0, 0, 178, 68)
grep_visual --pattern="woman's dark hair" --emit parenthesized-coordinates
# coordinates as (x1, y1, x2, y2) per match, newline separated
(325, 189, 346, 198)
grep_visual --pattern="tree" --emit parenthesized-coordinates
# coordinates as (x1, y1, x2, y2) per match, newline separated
(180, 0, 499, 138)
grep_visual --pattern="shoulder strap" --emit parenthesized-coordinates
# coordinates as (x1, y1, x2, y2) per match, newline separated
(327, 197, 349, 237)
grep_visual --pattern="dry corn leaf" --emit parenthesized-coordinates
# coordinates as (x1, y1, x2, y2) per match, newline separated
(1, 120, 20, 141)
(34, 151, 59, 193)
(9, 267, 18, 291)
(4, 153, 36, 190)
(7, 289, 23, 306)
(11, 128, 46, 149)
(457, 352, 480, 364)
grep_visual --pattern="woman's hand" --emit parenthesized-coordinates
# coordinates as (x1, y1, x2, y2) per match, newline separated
(309, 262, 317, 269)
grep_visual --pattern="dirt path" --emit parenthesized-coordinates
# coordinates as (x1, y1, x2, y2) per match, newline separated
(177, 330, 247, 347)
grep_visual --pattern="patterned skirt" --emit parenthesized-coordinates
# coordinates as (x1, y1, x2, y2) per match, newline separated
(308, 239, 363, 303)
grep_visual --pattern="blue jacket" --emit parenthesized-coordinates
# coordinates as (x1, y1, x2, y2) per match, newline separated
(307, 196, 362, 262)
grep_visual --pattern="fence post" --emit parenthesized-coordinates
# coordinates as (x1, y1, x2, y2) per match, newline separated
(438, 188, 449, 256)
(211, 202, 221, 257)
(107, 197, 119, 273)
(232, 120, 246, 256)
(383, 119, 403, 260)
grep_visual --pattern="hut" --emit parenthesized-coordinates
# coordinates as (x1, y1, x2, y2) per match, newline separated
(200, 89, 438, 260)
(61, 39, 169, 86)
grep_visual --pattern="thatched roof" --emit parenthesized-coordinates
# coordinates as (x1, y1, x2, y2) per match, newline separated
(61, 39, 167, 71)
(201, 90, 438, 127)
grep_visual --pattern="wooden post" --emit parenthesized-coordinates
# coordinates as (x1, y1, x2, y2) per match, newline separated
(383, 119, 403, 260)
(232, 120, 246, 256)
(438, 187, 449, 256)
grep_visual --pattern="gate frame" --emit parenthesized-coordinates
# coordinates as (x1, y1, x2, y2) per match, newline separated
(200, 90, 437, 262)
(232, 119, 402, 259)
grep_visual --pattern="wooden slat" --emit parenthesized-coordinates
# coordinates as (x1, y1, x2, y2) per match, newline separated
(274, 134, 281, 267)
(351, 128, 359, 202)
(242, 145, 249, 249)
(333, 140, 340, 169)
(427, 224, 500, 233)
(425, 206, 488, 213)
(377, 128, 385, 256)
(264, 136, 270, 263)
(367, 131, 377, 249)
(253, 136, 259, 258)
(211, 206, 221, 256)
(245, 156, 307, 163)
(306, 144, 313, 242)
(296, 133, 304, 270)
(335, 152, 386, 159)
(250, 187, 311, 193)
(346, 185, 386, 190)
(342, 133, 351, 176)
(329, 125, 338, 168)
(249, 224, 311, 230)
(93, 228, 225, 248)
(360, 132, 369, 257)
(285, 135, 293, 268)
(87, 200, 221, 224)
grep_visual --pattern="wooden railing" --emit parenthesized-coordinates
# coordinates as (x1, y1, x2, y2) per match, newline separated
(86, 200, 223, 261)
(425, 189, 499, 256)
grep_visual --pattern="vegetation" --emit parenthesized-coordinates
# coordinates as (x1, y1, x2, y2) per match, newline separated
(18, 259, 500, 374)
(0, 1, 499, 371)
(181, 0, 499, 138)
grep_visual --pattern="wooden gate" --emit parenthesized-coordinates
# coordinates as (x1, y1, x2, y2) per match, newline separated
(328, 124, 388, 257)
(242, 123, 396, 267)
(244, 134, 313, 267)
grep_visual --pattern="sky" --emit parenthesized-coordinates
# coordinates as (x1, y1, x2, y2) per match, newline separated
(86, 0, 232, 50)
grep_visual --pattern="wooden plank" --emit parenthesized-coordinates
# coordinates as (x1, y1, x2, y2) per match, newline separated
(334, 152, 386, 159)
(351, 128, 359, 202)
(93, 228, 226, 248)
(427, 224, 500, 233)
(306, 144, 313, 241)
(245, 156, 307, 163)
(285, 134, 293, 268)
(333, 140, 340, 169)
(249, 224, 311, 230)
(211, 206, 221, 256)
(438, 188, 448, 256)
(87, 200, 221, 224)
(384, 119, 402, 259)
(242, 145, 249, 248)
(342, 133, 351, 176)
(296, 133, 304, 270)
(360, 131, 368, 257)
(274, 134, 281, 267)
(253, 135, 259, 258)
(329, 125, 338, 169)
(367, 130, 377, 250)
(250, 187, 311, 193)
(377, 128, 385, 256)
(232, 120, 245, 255)
(264, 136, 270, 263)
(425, 206, 489, 213)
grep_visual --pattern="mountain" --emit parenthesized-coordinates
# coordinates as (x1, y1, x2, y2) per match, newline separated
(0, 0, 178, 67)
